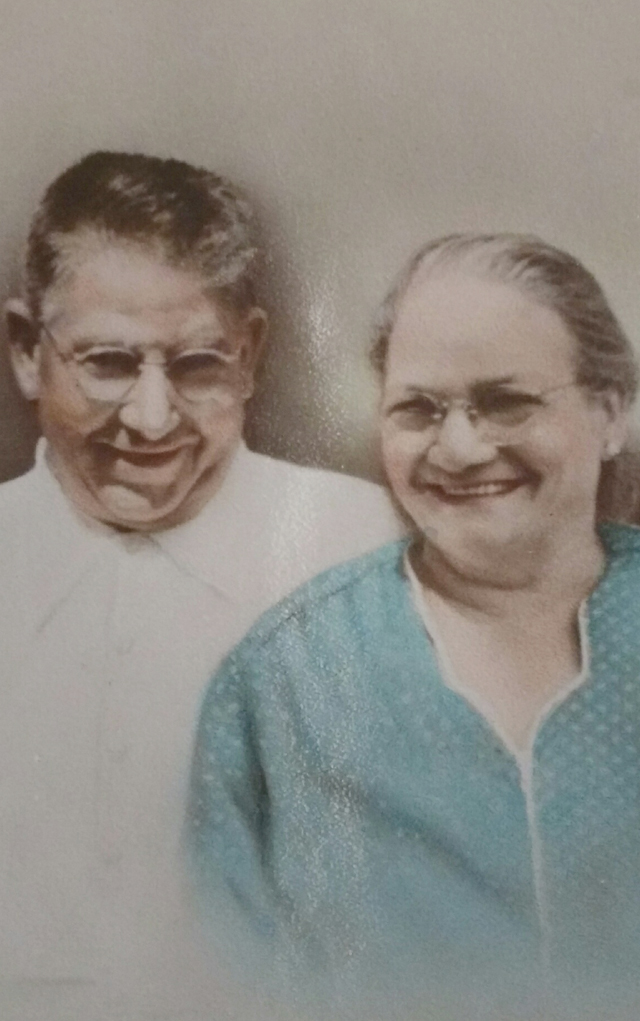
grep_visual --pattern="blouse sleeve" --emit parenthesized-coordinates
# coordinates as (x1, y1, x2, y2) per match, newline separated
(185, 653, 282, 954)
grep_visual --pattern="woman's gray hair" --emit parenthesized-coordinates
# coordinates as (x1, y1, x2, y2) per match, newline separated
(371, 233, 638, 407)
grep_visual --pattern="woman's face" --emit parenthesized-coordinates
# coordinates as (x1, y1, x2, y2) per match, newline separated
(380, 270, 626, 573)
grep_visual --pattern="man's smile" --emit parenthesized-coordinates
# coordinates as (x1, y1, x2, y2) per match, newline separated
(87, 436, 200, 490)
(99, 441, 195, 462)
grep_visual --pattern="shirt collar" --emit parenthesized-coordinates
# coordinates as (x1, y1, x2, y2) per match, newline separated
(152, 441, 275, 602)
(27, 439, 260, 625)
(23, 440, 120, 630)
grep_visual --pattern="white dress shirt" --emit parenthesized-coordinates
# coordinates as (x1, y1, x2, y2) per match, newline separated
(0, 440, 402, 1021)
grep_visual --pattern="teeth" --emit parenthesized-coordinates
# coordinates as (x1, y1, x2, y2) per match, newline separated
(438, 482, 517, 497)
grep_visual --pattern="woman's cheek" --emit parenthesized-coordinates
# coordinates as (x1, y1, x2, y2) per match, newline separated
(382, 436, 422, 513)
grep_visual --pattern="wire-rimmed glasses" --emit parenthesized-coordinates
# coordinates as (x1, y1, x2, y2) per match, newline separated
(385, 382, 580, 444)
(39, 322, 242, 404)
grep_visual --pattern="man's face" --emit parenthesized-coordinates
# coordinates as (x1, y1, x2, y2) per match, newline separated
(12, 239, 264, 531)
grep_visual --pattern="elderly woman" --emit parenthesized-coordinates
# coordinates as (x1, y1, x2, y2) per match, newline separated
(187, 235, 640, 1019)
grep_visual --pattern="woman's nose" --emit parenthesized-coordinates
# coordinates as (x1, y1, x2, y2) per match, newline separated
(117, 363, 180, 439)
(425, 408, 497, 472)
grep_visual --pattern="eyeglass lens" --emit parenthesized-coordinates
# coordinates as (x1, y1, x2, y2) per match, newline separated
(74, 348, 238, 403)
(391, 390, 552, 441)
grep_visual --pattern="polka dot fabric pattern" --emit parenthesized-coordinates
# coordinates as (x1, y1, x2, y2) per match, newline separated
(188, 524, 640, 1019)
(535, 525, 640, 987)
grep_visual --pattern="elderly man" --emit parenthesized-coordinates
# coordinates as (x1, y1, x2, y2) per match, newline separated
(0, 151, 400, 1019)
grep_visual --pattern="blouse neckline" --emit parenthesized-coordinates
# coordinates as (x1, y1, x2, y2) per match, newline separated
(403, 550, 591, 766)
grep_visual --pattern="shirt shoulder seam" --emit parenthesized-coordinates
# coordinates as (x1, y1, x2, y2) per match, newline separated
(224, 539, 408, 665)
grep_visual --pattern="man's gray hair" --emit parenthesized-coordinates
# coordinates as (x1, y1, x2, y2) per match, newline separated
(371, 233, 638, 406)
(24, 150, 260, 323)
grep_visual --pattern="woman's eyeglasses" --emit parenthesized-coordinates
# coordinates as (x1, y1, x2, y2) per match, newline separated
(386, 382, 579, 443)
(39, 323, 241, 404)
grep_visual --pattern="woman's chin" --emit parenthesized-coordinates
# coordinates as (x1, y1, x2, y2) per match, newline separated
(416, 512, 541, 571)
(410, 480, 536, 537)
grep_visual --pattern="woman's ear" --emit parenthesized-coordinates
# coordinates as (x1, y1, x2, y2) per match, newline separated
(599, 389, 630, 460)
(5, 298, 41, 401)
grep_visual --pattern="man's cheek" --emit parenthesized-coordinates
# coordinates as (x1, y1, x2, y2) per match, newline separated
(199, 403, 244, 440)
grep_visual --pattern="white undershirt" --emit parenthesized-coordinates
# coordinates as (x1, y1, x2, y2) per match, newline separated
(404, 551, 591, 767)
(405, 552, 592, 949)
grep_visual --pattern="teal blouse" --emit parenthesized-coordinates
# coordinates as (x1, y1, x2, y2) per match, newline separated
(187, 524, 640, 1019)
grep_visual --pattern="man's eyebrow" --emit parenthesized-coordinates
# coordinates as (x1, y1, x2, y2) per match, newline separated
(60, 328, 231, 351)
(65, 334, 138, 352)
(176, 329, 229, 348)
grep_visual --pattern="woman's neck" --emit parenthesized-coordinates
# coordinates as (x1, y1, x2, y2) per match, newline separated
(411, 522, 605, 618)
(410, 523, 605, 753)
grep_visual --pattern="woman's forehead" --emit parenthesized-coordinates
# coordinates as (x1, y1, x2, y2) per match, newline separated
(386, 271, 577, 387)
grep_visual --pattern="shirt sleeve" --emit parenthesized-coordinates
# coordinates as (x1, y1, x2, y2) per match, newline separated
(185, 653, 282, 946)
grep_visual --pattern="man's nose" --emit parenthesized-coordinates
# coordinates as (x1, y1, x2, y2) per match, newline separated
(426, 408, 497, 472)
(117, 363, 180, 440)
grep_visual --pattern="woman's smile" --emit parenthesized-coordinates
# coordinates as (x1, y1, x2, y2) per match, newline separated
(420, 476, 528, 503)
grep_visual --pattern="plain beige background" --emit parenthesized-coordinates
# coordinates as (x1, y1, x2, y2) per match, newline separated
(1, 0, 639, 485)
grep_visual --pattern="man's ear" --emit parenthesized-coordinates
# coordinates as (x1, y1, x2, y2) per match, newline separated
(5, 298, 41, 401)
(239, 307, 268, 399)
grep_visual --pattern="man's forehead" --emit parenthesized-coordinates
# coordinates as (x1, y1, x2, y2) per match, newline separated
(42, 231, 209, 309)
(39, 233, 228, 341)
(45, 307, 229, 346)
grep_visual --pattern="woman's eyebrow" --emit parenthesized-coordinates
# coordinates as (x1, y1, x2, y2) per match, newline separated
(470, 376, 528, 397)
(473, 376, 518, 389)
(395, 377, 519, 399)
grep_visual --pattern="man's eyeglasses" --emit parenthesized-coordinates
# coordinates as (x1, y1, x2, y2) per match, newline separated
(386, 382, 580, 443)
(39, 322, 242, 404)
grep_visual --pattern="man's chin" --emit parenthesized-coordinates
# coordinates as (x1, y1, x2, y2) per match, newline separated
(94, 483, 186, 530)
